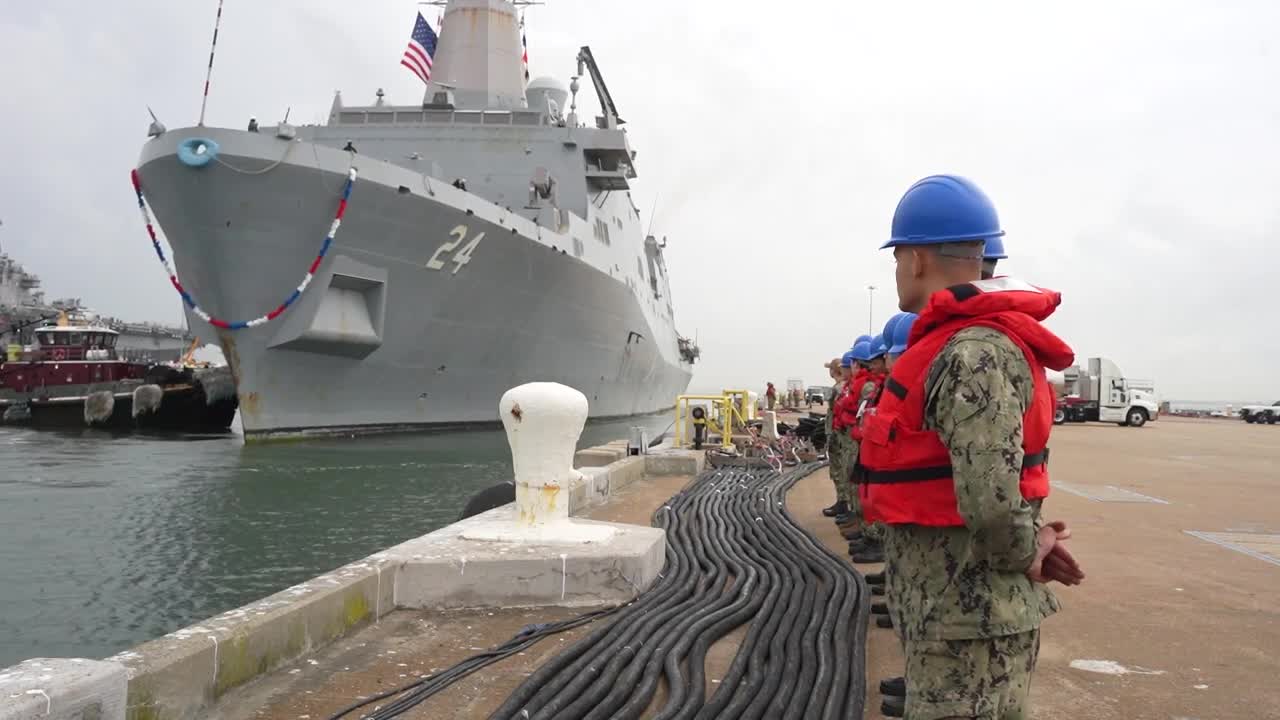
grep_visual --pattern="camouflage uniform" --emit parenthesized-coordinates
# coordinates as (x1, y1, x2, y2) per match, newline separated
(825, 386, 848, 503)
(883, 327, 1059, 720)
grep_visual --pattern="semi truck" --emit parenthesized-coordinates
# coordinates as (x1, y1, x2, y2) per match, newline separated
(1049, 357, 1159, 427)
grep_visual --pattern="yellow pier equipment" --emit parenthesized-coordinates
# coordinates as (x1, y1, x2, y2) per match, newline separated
(673, 391, 754, 450)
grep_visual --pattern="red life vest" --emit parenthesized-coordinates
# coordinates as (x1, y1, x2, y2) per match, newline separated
(859, 278, 1075, 527)
(831, 371, 866, 431)
(848, 371, 886, 442)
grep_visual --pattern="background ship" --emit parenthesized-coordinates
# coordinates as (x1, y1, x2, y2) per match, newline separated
(2, 249, 193, 363)
(135, 0, 697, 440)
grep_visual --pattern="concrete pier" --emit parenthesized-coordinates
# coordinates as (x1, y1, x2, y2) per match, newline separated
(5, 408, 1279, 719)
(216, 415, 1280, 720)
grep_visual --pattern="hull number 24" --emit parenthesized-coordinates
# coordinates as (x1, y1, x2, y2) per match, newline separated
(427, 225, 484, 274)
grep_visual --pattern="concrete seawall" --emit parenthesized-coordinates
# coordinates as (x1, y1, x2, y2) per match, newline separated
(0, 441, 701, 720)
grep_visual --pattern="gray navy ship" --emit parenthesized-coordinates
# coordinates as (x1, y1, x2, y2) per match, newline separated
(136, 0, 698, 440)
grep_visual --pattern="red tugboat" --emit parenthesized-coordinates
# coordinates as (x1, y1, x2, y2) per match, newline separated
(0, 312, 237, 431)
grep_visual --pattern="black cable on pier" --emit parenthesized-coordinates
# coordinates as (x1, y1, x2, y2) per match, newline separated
(331, 463, 869, 720)
(488, 462, 870, 720)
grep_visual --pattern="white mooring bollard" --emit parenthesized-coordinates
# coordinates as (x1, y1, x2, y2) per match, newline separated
(462, 382, 615, 543)
(500, 382, 588, 526)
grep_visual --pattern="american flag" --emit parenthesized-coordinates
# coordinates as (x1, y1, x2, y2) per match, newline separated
(401, 12, 438, 85)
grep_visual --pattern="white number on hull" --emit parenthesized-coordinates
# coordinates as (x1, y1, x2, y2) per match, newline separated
(427, 225, 485, 274)
(452, 231, 483, 274)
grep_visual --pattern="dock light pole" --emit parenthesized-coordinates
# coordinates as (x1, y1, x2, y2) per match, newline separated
(867, 285, 876, 335)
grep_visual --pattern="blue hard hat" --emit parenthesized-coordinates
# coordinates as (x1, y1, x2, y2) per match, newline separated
(854, 334, 872, 347)
(881, 313, 904, 348)
(889, 313, 918, 354)
(983, 234, 1007, 260)
(851, 340, 873, 363)
(869, 335, 887, 359)
(840, 351, 854, 368)
(883, 175, 1005, 249)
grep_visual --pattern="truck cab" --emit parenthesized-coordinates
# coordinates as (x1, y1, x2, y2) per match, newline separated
(1098, 377, 1159, 427)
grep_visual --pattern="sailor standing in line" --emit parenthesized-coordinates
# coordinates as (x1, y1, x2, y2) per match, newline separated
(831, 340, 871, 531)
(861, 311, 917, 718)
(824, 351, 857, 522)
(859, 175, 1084, 719)
(822, 357, 849, 517)
(845, 336, 888, 563)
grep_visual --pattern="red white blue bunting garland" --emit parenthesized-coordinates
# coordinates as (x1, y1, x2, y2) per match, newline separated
(129, 167, 357, 330)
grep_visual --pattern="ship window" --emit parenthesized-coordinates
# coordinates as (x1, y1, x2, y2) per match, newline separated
(593, 219, 611, 246)
(395, 111, 425, 123)
(68, 333, 83, 345)
(106, 336, 117, 348)
(38, 333, 51, 345)
(367, 112, 395, 124)
(573, 237, 584, 257)
(338, 112, 366, 124)
(454, 112, 482, 124)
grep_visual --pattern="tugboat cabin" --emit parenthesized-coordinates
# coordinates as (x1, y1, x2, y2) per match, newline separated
(1, 318, 146, 392)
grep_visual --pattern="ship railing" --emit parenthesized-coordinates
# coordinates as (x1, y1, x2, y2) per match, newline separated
(333, 107, 546, 127)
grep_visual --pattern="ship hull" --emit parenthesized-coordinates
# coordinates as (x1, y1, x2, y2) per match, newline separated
(137, 129, 692, 440)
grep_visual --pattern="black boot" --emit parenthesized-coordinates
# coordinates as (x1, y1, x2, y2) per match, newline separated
(870, 584, 885, 596)
(851, 541, 884, 564)
(875, 614, 894, 629)
(879, 676, 906, 697)
(871, 602, 888, 615)
(822, 500, 848, 517)
(880, 694, 905, 717)
(865, 571, 885, 585)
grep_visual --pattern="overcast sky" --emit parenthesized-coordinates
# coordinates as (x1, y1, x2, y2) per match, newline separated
(3, 1, 1278, 403)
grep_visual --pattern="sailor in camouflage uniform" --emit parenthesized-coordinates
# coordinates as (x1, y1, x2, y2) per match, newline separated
(846, 337, 887, 561)
(824, 352, 855, 519)
(821, 357, 848, 517)
(859, 175, 1084, 719)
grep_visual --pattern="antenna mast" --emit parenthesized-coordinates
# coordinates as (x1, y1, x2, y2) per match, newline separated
(197, 0, 225, 127)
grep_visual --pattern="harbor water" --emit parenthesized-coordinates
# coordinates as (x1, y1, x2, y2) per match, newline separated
(0, 413, 674, 668)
